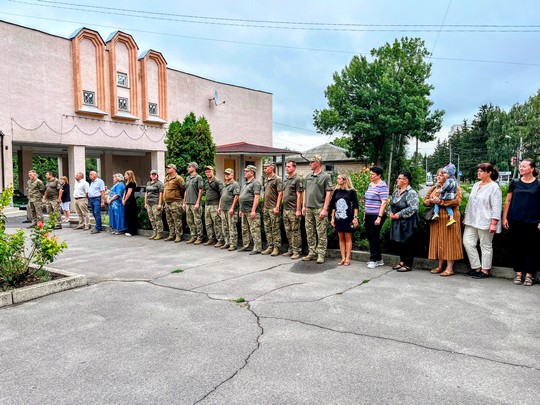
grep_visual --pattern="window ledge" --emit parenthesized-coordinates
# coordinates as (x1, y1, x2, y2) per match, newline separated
(143, 116, 167, 125)
(113, 111, 139, 121)
(76, 105, 108, 116)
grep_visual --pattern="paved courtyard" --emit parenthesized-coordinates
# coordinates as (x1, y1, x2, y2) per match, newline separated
(1, 217, 539, 404)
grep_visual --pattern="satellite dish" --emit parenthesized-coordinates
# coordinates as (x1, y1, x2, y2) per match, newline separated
(214, 90, 219, 106)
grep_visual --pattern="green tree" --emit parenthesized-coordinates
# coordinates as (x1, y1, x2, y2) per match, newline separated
(164, 112, 216, 176)
(330, 135, 351, 152)
(314, 37, 444, 181)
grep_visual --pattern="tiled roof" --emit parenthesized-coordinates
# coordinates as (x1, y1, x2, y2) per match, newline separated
(216, 142, 297, 155)
(279, 143, 357, 163)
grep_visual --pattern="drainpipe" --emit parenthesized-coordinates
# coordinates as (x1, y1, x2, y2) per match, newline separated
(0, 131, 5, 191)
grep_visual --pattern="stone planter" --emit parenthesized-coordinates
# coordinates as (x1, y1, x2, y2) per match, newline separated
(0, 266, 87, 308)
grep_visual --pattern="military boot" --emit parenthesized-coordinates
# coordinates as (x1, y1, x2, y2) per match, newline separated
(290, 252, 301, 260)
(153, 233, 163, 240)
(193, 238, 203, 245)
(261, 246, 273, 255)
(186, 237, 197, 244)
(174, 235, 182, 243)
(270, 247, 280, 256)
(204, 238, 215, 246)
(214, 241, 224, 248)
(148, 231, 157, 240)
(164, 235, 175, 241)
(282, 251, 293, 257)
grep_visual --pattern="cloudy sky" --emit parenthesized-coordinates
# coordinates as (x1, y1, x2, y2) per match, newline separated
(3, 0, 540, 154)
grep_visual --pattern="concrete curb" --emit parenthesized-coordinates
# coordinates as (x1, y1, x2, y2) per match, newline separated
(0, 266, 87, 308)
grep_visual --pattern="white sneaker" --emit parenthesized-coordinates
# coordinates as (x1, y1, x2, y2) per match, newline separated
(376, 260, 385, 267)
(367, 261, 376, 269)
(125, 233, 132, 237)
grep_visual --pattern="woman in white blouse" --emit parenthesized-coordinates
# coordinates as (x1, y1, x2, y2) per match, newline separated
(462, 163, 502, 279)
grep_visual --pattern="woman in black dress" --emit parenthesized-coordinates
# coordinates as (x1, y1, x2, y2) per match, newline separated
(502, 158, 540, 286)
(122, 170, 138, 237)
(330, 173, 359, 266)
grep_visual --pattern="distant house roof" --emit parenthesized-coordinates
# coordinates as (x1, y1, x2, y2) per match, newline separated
(216, 142, 298, 156)
(278, 143, 356, 163)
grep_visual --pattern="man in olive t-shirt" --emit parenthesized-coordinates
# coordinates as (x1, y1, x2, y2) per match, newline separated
(261, 162, 283, 256)
(238, 165, 262, 254)
(183, 162, 204, 244)
(203, 165, 224, 247)
(302, 155, 333, 264)
(282, 160, 304, 259)
(218, 168, 240, 251)
(44, 171, 63, 229)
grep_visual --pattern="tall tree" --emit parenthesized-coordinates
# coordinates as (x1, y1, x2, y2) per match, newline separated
(164, 112, 216, 176)
(314, 37, 444, 181)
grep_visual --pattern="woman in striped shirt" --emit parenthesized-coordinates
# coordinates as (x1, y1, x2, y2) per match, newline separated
(364, 166, 389, 269)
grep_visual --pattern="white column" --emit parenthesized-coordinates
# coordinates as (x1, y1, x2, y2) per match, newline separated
(57, 157, 64, 178)
(19, 149, 33, 192)
(151, 151, 166, 180)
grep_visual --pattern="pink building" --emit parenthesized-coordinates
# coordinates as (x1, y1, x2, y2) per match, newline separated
(0, 20, 274, 195)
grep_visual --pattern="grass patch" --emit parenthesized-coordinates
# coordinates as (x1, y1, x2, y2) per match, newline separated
(234, 297, 246, 303)
(362, 279, 370, 284)
(171, 269, 184, 273)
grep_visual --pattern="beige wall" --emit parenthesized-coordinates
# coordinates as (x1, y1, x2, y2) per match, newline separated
(0, 21, 273, 191)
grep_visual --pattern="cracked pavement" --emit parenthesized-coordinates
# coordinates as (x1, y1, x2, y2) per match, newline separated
(1, 217, 539, 404)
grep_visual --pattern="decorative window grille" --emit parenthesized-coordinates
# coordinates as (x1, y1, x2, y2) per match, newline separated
(83, 90, 95, 106)
(118, 97, 129, 111)
(148, 103, 158, 116)
(117, 72, 128, 87)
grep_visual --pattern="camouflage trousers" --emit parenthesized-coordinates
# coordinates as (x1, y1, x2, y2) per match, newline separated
(305, 207, 328, 258)
(29, 200, 44, 226)
(146, 203, 164, 234)
(221, 210, 239, 247)
(205, 204, 223, 242)
(164, 200, 183, 237)
(241, 210, 262, 251)
(45, 199, 62, 226)
(186, 204, 203, 239)
(283, 209, 301, 253)
(263, 208, 281, 248)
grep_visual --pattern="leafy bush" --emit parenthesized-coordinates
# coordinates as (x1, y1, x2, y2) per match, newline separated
(0, 187, 67, 291)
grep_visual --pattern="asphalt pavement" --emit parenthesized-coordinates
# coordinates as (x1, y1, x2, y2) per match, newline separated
(1, 216, 539, 404)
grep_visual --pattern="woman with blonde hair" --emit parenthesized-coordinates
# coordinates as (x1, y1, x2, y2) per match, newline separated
(122, 170, 138, 237)
(330, 173, 359, 266)
(108, 173, 126, 234)
(60, 175, 71, 222)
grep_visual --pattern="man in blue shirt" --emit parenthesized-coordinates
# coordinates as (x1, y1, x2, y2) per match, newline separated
(88, 171, 105, 234)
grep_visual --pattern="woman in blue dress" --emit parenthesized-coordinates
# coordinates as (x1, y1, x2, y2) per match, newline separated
(108, 173, 126, 234)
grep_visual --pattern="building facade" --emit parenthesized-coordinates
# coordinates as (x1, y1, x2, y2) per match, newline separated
(0, 20, 272, 197)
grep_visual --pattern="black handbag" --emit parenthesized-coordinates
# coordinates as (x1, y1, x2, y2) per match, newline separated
(423, 205, 435, 221)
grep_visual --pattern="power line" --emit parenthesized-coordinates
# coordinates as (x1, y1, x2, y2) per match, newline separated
(8, 0, 540, 32)
(2, 12, 540, 67)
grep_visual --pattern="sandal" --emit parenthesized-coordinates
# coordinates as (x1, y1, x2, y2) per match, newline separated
(430, 268, 444, 274)
(440, 270, 455, 277)
(523, 276, 534, 286)
(471, 271, 490, 279)
(392, 263, 404, 270)
(396, 266, 412, 272)
(343, 261, 350, 266)
(338, 260, 345, 266)
(513, 274, 523, 285)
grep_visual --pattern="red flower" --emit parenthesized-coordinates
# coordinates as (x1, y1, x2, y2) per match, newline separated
(37, 221, 44, 228)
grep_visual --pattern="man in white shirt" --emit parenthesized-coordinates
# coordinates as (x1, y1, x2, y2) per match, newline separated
(73, 172, 90, 230)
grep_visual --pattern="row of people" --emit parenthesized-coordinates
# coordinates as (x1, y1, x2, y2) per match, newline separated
(392, 159, 539, 286)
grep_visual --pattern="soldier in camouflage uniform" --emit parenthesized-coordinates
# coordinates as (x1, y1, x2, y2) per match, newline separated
(183, 162, 204, 244)
(238, 165, 262, 255)
(203, 166, 224, 247)
(261, 162, 283, 256)
(44, 171, 63, 229)
(144, 169, 164, 240)
(26, 170, 45, 227)
(163, 164, 185, 243)
(282, 160, 304, 260)
(302, 155, 333, 264)
(218, 168, 240, 251)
